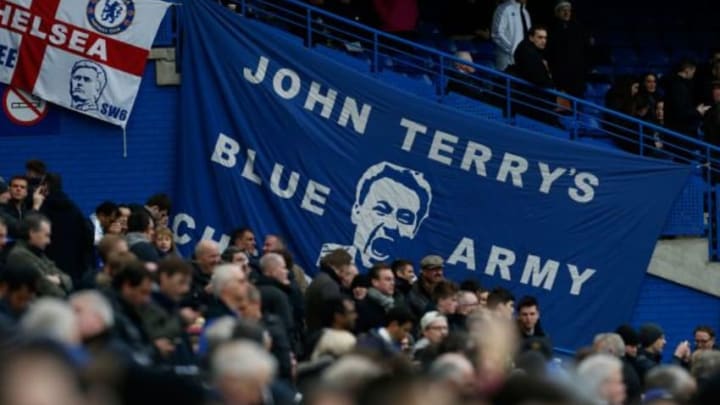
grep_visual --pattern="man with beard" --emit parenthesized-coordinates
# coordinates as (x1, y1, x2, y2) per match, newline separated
(407, 255, 446, 320)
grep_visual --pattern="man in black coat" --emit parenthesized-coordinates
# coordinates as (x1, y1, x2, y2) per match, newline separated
(305, 249, 353, 334)
(665, 60, 710, 138)
(38, 173, 94, 284)
(108, 259, 157, 367)
(546, 1, 591, 97)
(702, 82, 720, 183)
(512, 25, 559, 126)
(513, 25, 553, 88)
(356, 263, 400, 333)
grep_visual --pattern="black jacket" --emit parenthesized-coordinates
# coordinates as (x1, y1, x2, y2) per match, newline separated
(634, 348, 662, 383)
(355, 295, 388, 334)
(305, 266, 343, 333)
(185, 262, 213, 311)
(0, 200, 32, 239)
(407, 281, 433, 320)
(513, 39, 554, 88)
(622, 356, 642, 405)
(665, 74, 701, 136)
(394, 277, 413, 298)
(40, 190, 94, 283)
(546, 18, 591, 96)
(254, 274, 294, 327)
(107, 291, 156, 367)
(263, 314, 294, 384)
(142, 292, 197, 373)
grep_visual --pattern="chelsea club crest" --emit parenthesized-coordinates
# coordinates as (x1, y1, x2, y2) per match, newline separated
(87, 0, 135, 35)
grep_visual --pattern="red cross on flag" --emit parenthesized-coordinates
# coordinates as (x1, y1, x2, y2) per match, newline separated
(0, 0, 171, 128)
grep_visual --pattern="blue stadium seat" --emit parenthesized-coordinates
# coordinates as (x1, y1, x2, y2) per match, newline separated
(514, 115, 570, 140)
(314, 45, 371, 72)
(611, 48, 640, 66)
(638, 49, 669, 69)
(577, 136, 619, 151)
(441, 93, 504, 120)
(375, 71, 436, 99)
(590, 83, 612, 99)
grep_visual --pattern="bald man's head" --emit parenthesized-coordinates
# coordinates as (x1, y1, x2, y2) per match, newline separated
(195, 240, 221, 274)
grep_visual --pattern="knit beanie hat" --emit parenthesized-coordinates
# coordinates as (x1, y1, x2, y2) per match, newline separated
(639, 323, 664, 347)
(615, 324, 640, 346)
(351, 274, 370, 289)
(554, 0, 572, 11)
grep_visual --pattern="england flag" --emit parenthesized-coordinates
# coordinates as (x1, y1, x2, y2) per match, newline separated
(0, 0, 171, 128)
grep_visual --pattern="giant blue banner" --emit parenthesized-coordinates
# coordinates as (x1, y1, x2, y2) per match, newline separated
(176, 0, 691, 349)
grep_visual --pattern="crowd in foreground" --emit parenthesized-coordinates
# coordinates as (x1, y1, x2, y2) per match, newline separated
(0, 159, 719, 405)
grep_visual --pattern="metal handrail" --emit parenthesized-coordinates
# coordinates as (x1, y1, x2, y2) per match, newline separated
(231, 0, 720, 158)
(206, 0, 717, 258)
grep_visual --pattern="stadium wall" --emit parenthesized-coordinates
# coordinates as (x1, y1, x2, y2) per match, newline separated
(0, 61, 178, 214)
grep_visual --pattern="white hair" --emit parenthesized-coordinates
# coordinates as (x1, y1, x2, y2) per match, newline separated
(576, 354, 622, 400)
(212, 340, 277, 382)
(21, 298, 78, 344)
(321, 354, 384, 392)
(311, 329, 357, 361)
(429, 353, 475, 386)
(593, 333, 626, 358)
(645, 365, 697, 402)
(195, 239, 219, 257)
(259, 252, 283, 273)
(205, 316, 238, 355)
(210, 263, 242, 297)
(70, 290, 114, 327)
(691, 350, 720, 380)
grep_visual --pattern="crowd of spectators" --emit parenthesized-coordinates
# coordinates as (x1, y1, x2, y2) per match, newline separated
(600, 53, 720, 160)
(0, 159, 719, 405)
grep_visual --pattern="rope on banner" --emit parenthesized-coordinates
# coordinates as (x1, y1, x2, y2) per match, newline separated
(122, 127, 128, 158)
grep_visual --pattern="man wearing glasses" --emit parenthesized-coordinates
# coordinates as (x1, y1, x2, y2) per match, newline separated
(694, 326, 717, 351)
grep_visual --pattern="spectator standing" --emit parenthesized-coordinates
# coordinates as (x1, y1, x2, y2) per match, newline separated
(372, 0, 418, 37)
(513, 25, 552, 88)
(511, 25, 561, 125)
(440, 0, 496, 41)
(545, 0, 591, 97)
(491, 0, 531, 71)
(38, 173, 94, 284)
(306, 249, 354, 334)
(665, 60, 710, 138)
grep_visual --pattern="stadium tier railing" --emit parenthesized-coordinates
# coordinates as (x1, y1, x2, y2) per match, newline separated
(172, 0, 720, 260)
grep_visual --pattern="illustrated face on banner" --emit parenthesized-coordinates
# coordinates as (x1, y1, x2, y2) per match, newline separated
(350, 162, 432, 267)
(70, 60, 107, 112)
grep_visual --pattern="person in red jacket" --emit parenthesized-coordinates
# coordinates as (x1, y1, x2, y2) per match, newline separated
(373, 0, 418, 36)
